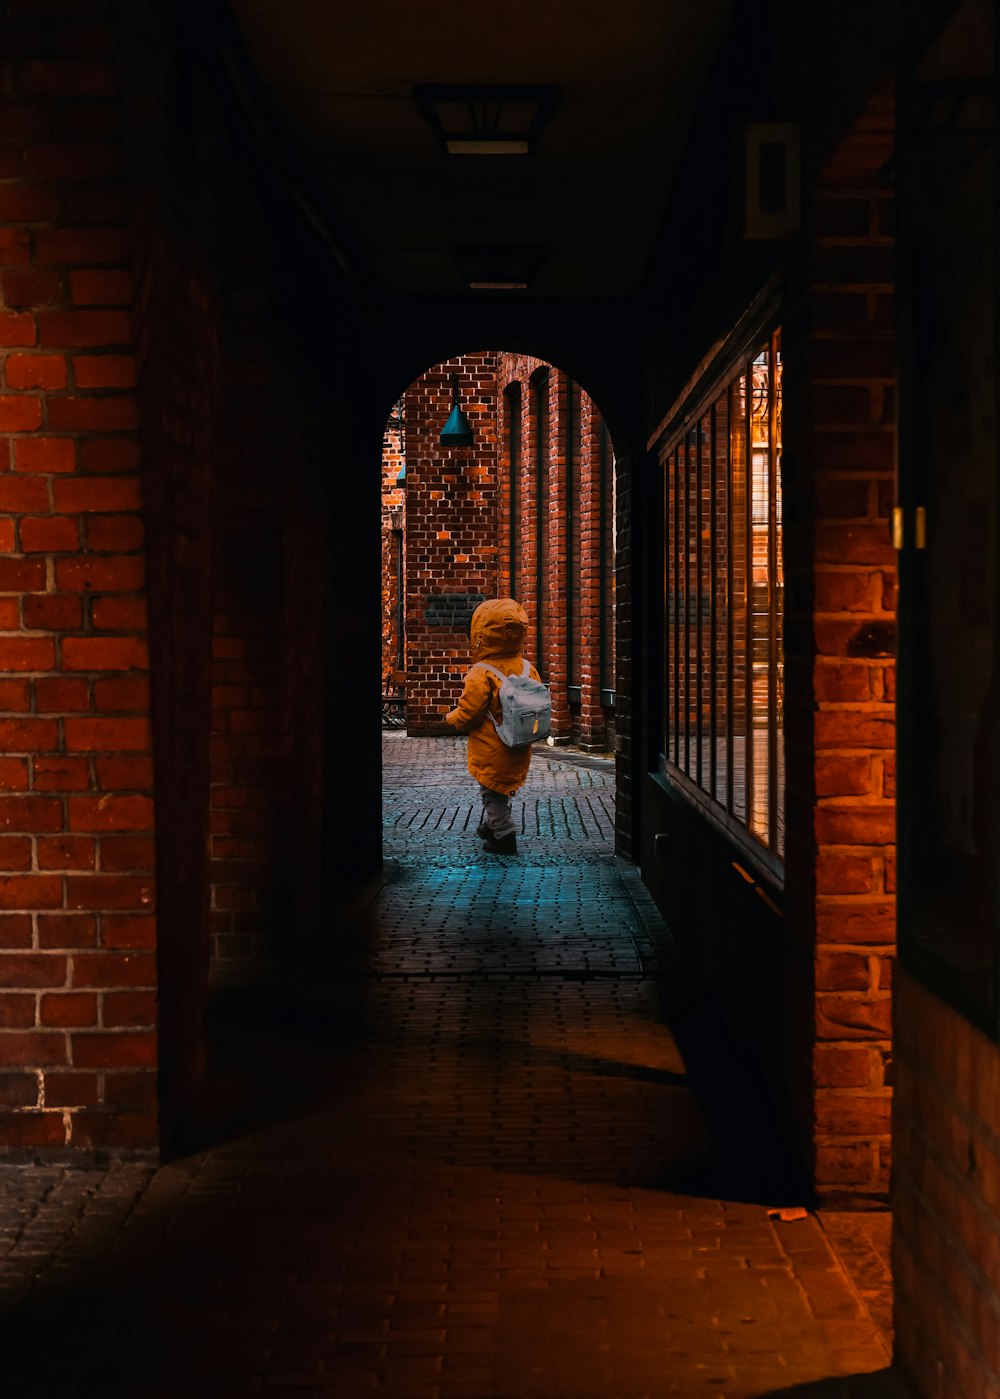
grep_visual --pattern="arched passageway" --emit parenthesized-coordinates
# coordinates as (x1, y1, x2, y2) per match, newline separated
(0, 1, 997, 1394)
(380, 351, 618, 754)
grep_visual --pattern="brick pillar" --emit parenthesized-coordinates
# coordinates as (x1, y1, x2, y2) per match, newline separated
(196, 137, 341, 983)
(578, 393, 607, 748)
(893, 972, 1000, 1395)
(515, 382, 530, 625)
(496, 384, 513, 598)
(784, 89, 896, 1194)
(494, 353, 614, 748)
(613, 439, 633, 856)
(279, 389, 328, 958)
(0, 6, 159, 1152)
(520, 368, 543, 677)
(403, 354, 500, 732)
(208, 243, 286, 975)
(546, 371, 571, 738)
(381, 404, 405, 680)
(497, 355, 539, 668)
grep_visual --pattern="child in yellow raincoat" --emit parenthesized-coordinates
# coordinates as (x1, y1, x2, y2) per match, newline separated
(445, 597, 541, 855)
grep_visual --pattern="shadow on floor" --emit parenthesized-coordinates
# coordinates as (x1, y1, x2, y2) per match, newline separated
(756, 1371, 908, 1398)
(176, 974, 375, 1158)
(187, 912, 797, 1206)
(195, 798, 803, 1208)
(646, 961, 811, 1207)
(183, 974, 706, 1183)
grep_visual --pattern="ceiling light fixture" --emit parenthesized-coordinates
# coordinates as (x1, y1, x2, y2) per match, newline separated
(415, 84, 556, 156)
(454, 244, 546, 292)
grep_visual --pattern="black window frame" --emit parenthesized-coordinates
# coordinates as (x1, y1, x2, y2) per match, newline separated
(656, 318, 784, 883)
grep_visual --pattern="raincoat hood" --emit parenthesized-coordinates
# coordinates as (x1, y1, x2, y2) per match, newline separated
(447, 596, 539, 796)
(470, 597, 528, 660)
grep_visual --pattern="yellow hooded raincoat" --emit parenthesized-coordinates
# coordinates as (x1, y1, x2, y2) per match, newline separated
(445, 598, 541, 796)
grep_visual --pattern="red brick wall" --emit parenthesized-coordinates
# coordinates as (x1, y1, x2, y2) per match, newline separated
(894, 971, 1000, 1397)
(208, 219, 286, 976)
(545, 370, 571, 735)
(497, 354, 615, 749)
(403, 353, 500, 733)
(579, 392, 615, 749)
(381, 402, 405, 681)
(128, 2, 220, 1145)
(783, 90, 896, 1194)
(498, 356, 539, 663)
(0, 0, 368, 1153)
(279, 394, 328, 960)
(205, 172, 348, 979)
(0, 1, 158, 1152)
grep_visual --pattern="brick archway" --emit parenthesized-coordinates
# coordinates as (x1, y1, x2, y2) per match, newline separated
(378, 349, 632, 843)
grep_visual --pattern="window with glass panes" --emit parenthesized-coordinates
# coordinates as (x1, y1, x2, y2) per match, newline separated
(661, 329, 783, 863)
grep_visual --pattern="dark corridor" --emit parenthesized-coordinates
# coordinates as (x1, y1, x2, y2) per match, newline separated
(0, 736, 892, 1397)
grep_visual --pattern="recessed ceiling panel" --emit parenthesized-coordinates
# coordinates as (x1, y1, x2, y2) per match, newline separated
(228, 0, 736, 296)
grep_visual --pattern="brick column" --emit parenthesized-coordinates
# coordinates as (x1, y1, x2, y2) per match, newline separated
(381, 405, 405, 680)
(208, 252, 285, 975)
(494, 353, 613, 748)
(546, 371, 572, 738)
(613, 438, 633, 855)
(0, 7, 158, 1152)
(578, 393, 607, 748)
(515, 383, 530, 624)
(784, 90, 896, 1194)
(520, 369, 543, 677)
(497, 354, 539, 665)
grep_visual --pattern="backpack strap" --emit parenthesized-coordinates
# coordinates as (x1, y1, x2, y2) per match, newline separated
(472, 661, 511, 735)
(473, 660, 533, 683)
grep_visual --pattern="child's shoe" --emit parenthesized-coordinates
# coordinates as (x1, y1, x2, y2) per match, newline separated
(476, 819, 490, 839)
(482, 832, 517, 855)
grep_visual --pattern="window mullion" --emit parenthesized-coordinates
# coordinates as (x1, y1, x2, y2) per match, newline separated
(709, 405, 717, 802)
(695, 422, 704, 788)
(743, 358, 754, 828)
(726, 384, 735, 816)
(767, 333, 779, 850)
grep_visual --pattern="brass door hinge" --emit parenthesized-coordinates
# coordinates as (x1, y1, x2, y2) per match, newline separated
(892, 506, 927, 550)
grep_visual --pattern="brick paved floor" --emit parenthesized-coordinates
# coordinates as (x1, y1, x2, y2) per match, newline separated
(0, 735, 902, 1398)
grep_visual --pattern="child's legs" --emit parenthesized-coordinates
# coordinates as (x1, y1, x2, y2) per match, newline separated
(479, 785, 515, 839)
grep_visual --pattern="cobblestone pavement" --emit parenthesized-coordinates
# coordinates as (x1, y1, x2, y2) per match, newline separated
(0, 735, 900, 1398)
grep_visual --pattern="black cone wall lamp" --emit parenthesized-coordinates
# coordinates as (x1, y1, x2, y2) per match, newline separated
(439, 373, 474, 448)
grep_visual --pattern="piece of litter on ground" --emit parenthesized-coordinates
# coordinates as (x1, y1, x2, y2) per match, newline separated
(767, 1206, 810, 1222)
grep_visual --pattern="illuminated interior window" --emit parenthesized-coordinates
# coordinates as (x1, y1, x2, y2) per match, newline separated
(660, 328, 783, 866)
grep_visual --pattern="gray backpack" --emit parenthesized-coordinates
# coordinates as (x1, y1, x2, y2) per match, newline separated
(476, 660, 551, 747)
